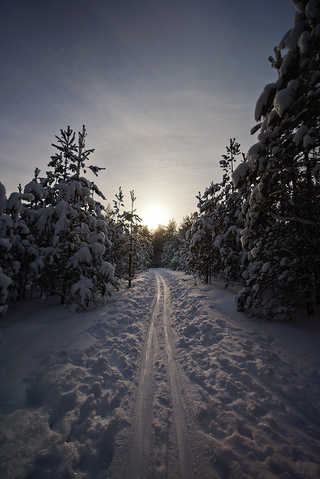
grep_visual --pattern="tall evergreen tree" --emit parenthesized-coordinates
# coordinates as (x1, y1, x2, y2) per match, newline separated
(188, 186, 221, 283)
(108, 187, 127, 279)
(0, 182, 35, 313)
(233, 0, 320, 318)
(188, 140, 245, 285)
(124, 191, 140, 287)
(135, 225, 153, 272)
(22, 126, 113, 309)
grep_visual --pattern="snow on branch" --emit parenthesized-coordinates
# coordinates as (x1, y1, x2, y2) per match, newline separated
(254, 83, 277, 121)
(232, 162, 249, 189)
(270, 211, 318, 226)
(274, 80, 300, 117)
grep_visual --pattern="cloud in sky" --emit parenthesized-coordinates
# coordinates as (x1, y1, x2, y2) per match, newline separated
(0, 0, 294, 226)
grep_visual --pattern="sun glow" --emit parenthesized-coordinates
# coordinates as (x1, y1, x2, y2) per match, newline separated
(142, 206, 166, 230)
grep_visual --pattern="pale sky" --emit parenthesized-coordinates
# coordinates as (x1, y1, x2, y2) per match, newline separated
(0, 0, 294, 228)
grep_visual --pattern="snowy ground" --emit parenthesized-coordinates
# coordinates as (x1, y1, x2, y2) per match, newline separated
(0, 268, 320, 478)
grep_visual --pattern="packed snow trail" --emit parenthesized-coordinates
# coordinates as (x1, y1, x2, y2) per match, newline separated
(128, 273, 159, 478)
(159, 273, 194, 479)
(108, 269, 320, 479)
(0, 269, 320, 478)
(123, 270, 194, 478)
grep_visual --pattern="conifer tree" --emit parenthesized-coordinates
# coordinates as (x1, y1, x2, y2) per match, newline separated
(122, 190, 142, 287)
(233, 0, 320, 317)
(188, 139, 245, 285)
(22, 126, 113, 309)
(135, 225, 153, 272)
(0, 182, 35, 313)
(188, 187, 219, 283)
(108, 187, 126, 279)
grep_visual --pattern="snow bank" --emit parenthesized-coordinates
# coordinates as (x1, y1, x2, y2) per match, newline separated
(1, 270, 320, 478)
(0, 274, 156, 478)
(167, 271, 320, 479)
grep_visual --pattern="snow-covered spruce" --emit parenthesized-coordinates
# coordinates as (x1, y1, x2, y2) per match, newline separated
(189, 140, 246, 287)
(233, 0, 320, 318)
(22, 126, 115, 310)
(0, 181, 36, 313)
(0, 126, 118, 313)
(108, 187, 153, 284)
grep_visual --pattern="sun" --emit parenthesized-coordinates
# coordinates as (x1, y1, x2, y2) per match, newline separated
(142, 206, 166, 230)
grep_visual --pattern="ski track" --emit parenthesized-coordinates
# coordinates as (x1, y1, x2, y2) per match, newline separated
(159, 273, 194, 479)
(126, 270, 194, 479)
(128, 273, 159, 478)
(0, 269, 320, 478)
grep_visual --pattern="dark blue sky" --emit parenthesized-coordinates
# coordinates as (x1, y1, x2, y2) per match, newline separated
(0, 0, 294, 227)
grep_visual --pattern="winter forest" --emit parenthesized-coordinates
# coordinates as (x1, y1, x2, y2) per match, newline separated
(1, 0, 320, 319)
(1, 2, 320, 478)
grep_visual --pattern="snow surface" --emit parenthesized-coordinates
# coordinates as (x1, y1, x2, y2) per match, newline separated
(0, 269, 320, 478)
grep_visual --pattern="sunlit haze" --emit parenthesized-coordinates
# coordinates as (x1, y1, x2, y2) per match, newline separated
(0, 0, 294, 226)
(141, 204, 167, 231)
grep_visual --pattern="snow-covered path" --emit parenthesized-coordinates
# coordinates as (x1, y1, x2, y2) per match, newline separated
(128, 272, 159, 478)
(159, 272, 194, 479)
(0, 269, 320, 478)
(124, 270, 194, 479)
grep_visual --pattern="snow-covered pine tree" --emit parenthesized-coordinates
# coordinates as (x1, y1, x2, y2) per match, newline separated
(188, 139, 245, 285)
(177, 214, 196, 271)
(188, 186, 220, 283)
(122, 190, 142, 288)
(22, 126, 114, 309)
(213, 140, 246, 286)
(135, 225, 153, 272)
(0, 182, 34, 313)
(233, 0, 320, 318)
(108, 187, 127, 279)
(113, 186, 125, 224)
(220, 138, 243, 187)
